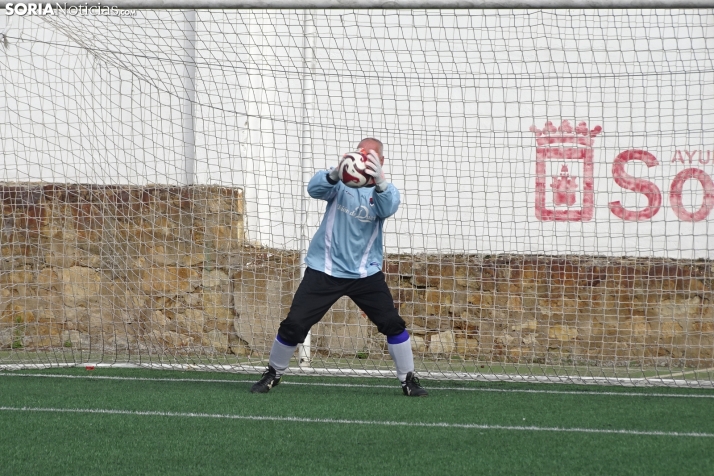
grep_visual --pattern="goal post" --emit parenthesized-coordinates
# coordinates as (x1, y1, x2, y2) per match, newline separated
(0, 5, 713, 386)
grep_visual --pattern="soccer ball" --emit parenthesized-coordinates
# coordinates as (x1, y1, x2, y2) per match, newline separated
(338, 151, 375, 188)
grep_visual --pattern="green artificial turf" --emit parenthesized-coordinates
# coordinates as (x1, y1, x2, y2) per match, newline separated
(0, 368, 713, 475)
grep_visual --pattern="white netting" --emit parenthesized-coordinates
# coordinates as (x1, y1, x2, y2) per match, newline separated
(1, 9, 713, 386)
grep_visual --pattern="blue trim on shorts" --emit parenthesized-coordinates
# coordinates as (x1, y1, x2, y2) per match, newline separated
(387, 330, 410, 345)
(276, 334, 298, 347)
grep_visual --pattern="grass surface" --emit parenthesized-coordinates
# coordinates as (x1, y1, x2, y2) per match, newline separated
(1, 368, 713, 475)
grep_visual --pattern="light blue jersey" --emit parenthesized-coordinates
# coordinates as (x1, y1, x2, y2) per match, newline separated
(305, 170, 400, 278)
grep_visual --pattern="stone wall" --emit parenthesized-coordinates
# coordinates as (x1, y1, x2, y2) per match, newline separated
(383, 256, 713, 368)
(1, 183, 712, 368)
(0, 184, 248, 355)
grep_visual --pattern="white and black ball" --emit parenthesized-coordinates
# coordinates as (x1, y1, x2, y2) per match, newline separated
(338, 151, 375, 188)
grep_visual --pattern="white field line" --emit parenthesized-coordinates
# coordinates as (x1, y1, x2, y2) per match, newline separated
(2, 372, 714, 398)
(667, 367, 714, 378)
(1, 406, 712, 438)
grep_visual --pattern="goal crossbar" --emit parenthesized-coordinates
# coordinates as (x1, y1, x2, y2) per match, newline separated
(29, 0, 714, 9)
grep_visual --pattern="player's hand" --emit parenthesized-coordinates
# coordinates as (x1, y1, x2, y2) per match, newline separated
(328, 154, 348, 182)
(363, 149, 388, 192)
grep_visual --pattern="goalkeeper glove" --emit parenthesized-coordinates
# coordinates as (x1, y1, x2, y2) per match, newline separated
(328, 155, 347, 183)
(364, 149, 388, 192)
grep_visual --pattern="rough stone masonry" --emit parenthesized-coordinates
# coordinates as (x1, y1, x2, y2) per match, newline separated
(0, 184, 712, 369)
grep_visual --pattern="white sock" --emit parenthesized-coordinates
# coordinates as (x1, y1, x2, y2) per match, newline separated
(387, 331, 414, 383)
(268, 336, 297, 377)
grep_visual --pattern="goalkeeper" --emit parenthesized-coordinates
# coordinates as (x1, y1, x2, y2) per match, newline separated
(251, 138, 427, 397)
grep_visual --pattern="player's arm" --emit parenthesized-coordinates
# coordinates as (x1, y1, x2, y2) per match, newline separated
(371, 183, 400, 218)
(307, 156, 347, 200)
(364, 150, 400, 218)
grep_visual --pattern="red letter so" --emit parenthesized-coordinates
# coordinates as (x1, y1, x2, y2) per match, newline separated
(670, 168, 714, 222)
(609, 150, 662, 221)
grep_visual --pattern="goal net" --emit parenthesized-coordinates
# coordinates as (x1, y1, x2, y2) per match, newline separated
(1, 8, 713, 386)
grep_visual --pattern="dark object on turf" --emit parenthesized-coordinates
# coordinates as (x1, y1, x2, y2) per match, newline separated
(250, 366, 281, 393)
(402, 372, 428, 397)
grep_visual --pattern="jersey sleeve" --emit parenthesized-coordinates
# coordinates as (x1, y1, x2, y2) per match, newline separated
(372, 183, 400, 218)
(307, 170, 341, 201)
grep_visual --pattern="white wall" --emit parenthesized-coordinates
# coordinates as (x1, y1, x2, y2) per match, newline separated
(1, 9, 712, 258)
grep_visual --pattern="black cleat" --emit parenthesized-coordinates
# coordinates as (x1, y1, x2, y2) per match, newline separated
(402, 372, 428, 397)
(250, 366, 281, 394)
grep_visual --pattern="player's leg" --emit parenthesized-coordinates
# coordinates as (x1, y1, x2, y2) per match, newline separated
(347, 272, 428, 397)
(251, 268, 346, 393)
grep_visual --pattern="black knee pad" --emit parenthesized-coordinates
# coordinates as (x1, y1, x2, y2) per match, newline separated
(375, 311, 406, 338)
(277, 320, 308, 345)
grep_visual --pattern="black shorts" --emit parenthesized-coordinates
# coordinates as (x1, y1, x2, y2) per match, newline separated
(277, 267, 406, 344)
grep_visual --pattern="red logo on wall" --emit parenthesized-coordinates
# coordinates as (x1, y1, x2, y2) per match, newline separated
(530, 120, 602, 221)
